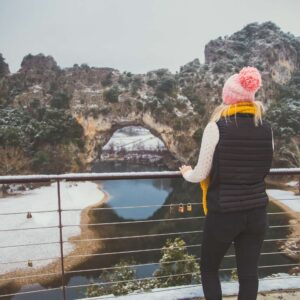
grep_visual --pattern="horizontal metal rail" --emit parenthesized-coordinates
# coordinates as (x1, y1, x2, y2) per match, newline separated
(62, 202, 203, 212)
(0, 272, 62, 282)
(66, 243, 202, 260)
(0, 221, 298, 235)
(64, 254, 300, 276)
(0, 225, 59, 232)
(0, 236, 298, 266)
(63, 216, 203, 227)
(0, 287, 62, 299)
(220, 263, 300, 271)
(0, 209, 58, 216)
(0, 256, 58, 265)
(65, 258, 202, 275)
(0, 206, 293, 217)
(66, 222, 300, 229)
(0, 168, 299, 184)
(0, 240, 60, 249)
(64, 230, 203, 243)
(66, 272, 203, 290)
(64, 205, 298, 212)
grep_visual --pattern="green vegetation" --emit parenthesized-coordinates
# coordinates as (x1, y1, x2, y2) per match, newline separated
(155, 75, 177, 99)
(85, 237, 200, 297)
(131, 76, 143, 95)
(0, 53, 8, 78)
(265, 98, 300, 141)
(104, 85, 120, 103)
(101, 72, 113, 87)
(265, 98, 300, 167)
(50, 91, 71, 109)
(0, 107, 85, 174)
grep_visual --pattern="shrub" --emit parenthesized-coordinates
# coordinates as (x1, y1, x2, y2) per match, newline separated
(104, 86, 120, 103)
(85, 237, 200, 297)
(152, 237, 200, 287)
(155, 76, 177, 98)
(101, 72, 113, 87)
(50, 92, 70, 109)
(146, 79, 158, 88)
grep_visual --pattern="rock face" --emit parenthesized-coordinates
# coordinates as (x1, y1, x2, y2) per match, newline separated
(0, 21, 300, 171)
(0, 54, 9, 79)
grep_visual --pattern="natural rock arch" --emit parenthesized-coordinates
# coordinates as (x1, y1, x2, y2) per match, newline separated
(74, 107, 202, 170)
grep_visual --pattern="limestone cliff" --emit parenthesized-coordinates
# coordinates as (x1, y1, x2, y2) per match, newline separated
(0, 21, 299, 173)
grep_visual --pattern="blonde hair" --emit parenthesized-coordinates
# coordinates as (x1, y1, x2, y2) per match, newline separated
(209, 100, 266, 127)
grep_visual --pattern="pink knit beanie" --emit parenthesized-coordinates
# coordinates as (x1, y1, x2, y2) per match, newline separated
(222, 66, 262, 105)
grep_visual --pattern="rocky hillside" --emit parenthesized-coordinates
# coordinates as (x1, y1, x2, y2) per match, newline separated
(0, 21, 299, 174)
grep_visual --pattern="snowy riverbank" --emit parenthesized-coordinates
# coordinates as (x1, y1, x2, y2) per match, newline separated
(0, 181, 106, 274)
(266, 189, 300, 212)
(266, 187, 300, 264)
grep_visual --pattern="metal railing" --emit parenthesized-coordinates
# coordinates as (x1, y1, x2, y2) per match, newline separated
(0, 168, 299, 299)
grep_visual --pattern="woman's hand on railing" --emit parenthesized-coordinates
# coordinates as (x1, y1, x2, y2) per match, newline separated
(179, 165, 193, 176)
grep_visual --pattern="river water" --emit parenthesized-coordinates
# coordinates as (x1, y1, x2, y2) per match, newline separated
(7, 161, 294, 300)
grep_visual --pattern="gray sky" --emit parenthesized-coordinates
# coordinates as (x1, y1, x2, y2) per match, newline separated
(0, 0, 299, 74)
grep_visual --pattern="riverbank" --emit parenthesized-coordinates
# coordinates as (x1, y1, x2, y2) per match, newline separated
(267, 183, 300, 275)
(0, 182, 110, 296)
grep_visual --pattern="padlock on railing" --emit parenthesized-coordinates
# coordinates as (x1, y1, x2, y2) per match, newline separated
(187, 203, 192, 212)
(178, 203, 184, 213)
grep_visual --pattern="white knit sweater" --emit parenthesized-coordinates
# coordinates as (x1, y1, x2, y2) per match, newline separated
(183, 122, 275, 183)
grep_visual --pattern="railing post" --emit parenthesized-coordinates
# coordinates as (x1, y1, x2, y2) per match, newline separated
(57, 179, 67, 300)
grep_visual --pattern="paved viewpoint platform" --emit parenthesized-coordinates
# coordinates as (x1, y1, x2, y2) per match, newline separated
(81, 274, 300, 300)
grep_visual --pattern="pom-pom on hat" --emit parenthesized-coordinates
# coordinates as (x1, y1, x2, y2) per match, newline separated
(222, 66, 262, 105)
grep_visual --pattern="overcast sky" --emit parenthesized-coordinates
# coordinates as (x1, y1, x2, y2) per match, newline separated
(0, 0, 299, 74)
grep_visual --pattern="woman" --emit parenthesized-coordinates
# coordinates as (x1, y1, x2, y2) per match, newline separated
(179, 66, 274, 300)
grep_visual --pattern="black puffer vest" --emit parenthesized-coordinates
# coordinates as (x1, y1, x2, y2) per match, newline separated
(207, 113, 273, 213)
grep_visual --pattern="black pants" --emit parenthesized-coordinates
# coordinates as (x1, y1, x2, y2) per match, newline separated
(200, 205, 269, 300)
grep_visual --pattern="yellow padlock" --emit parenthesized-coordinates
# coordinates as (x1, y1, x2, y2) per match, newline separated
(187, 203, 192, 212)
(178, 203, 184, 213)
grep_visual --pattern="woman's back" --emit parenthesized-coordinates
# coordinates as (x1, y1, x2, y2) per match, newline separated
(207, 113, 273, 213)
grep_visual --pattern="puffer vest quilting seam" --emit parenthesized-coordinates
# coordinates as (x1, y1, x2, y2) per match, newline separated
(206, 115, 273, 213)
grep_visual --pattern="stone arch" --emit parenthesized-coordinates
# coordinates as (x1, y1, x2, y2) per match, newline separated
(74, 110, 201, 171)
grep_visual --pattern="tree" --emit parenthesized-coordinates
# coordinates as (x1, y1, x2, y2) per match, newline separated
(50, 92, 71, 109)
(85, 258, 145, 297)
(152, 237, 200, 287)
(0, 53, 9, 78)
(85, 237, 200, 297)
(101, 72, 113, 87)
(104, 85, 120, 103)
(155, 76, 178, 99)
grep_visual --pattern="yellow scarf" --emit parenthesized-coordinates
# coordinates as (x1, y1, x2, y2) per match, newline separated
(200, 102, 257, 215)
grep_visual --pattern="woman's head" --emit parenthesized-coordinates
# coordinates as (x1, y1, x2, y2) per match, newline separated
(222, 66, 262, 104)
(210, 66, 265, 126)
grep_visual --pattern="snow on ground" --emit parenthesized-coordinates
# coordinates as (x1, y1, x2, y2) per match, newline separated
(266, 189, 300, 212)
(102, 126, 165, 152)
(81, 273, 300, 300)
(0, 181, 105, 274)
(286, 180, 299, 188)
